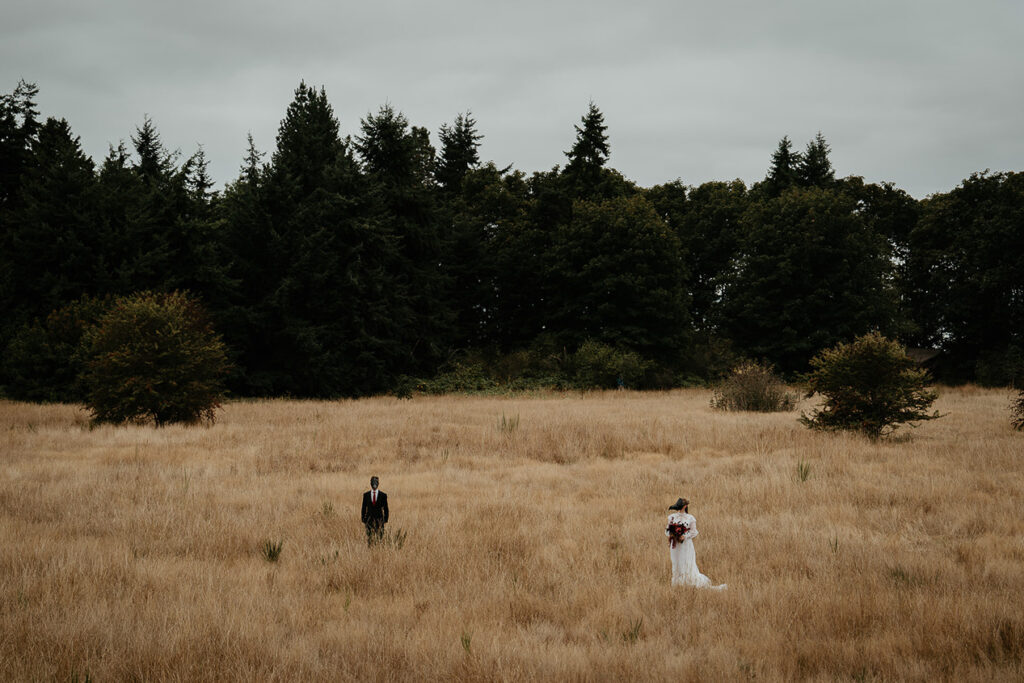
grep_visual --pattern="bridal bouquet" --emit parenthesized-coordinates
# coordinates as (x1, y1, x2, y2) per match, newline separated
(667, 522, 689, 548)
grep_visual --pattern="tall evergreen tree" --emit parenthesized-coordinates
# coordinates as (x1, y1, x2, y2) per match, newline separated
(269, 82, 344, 201)
(213, 135, 273, 392)
(183, 145, 215, 205)
(132, 116, 176, 186)
(562, 101, 611, 198)
(0, 117, 99, 340)
(798, 132, 835, 187)
(174, 145, 229, 302)
(0, 80, 41, 213)
(436, 112, 482, 192)
(218, 85, 421, 396)
(356, 104, 451, 372)
(762, 136, 802, 197)
(94, 141, 140, 294)
(97, 117, 186, 294)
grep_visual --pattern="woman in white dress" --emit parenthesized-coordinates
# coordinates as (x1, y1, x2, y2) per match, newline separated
(666, 497, 726, 590)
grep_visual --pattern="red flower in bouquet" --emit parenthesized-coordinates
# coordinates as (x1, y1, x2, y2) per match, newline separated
(667, 523, 689, 548)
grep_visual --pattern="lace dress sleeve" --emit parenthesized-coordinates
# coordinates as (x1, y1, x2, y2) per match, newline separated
(684, 515, 699, 540)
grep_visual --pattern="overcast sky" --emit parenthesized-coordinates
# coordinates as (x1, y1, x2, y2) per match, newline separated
(3, 0, 1022, 198)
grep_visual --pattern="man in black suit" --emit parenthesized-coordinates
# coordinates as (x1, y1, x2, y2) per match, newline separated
(361, 475, 389, 545)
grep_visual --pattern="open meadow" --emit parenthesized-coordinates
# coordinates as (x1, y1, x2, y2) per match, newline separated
(1, 387, 1022, 681)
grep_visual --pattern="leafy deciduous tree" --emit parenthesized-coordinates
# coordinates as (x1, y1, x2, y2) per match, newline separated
(719, 186, 895, 373)
(800, 331, 942, 438)
(546, 195, 689, 360)
(82, 291, 231, 426)
(904, 172, 1024, 384)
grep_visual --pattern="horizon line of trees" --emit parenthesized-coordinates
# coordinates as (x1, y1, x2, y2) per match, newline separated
(1, 79, 1022, 399)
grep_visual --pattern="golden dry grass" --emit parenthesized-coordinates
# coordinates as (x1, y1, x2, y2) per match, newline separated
(1, 387, 1022, 681)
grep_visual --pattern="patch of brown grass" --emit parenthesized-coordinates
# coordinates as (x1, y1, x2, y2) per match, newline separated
(1, 388, 1022, 680)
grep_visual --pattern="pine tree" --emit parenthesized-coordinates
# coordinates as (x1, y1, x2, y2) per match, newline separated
(0, 80, 41, 213)
(0, 117, 100, 339)
(183, 145, 215, 205)
(94, 141, 141, 294)
(763, 136, 802, 197)
(436, 112, 483, 192)
(114, 116, 185, 293)
(355, 104, 432, 187)
(213, 135, 273, 393)
(356, 103, 452, 374)
(132, 116, 176, 186)
(270, 82, 343, 201)
(563, 101, 610, 197)
(174, 145, 230, 304)
(798, 132, 835, 187)
(217, 86, 423, 396)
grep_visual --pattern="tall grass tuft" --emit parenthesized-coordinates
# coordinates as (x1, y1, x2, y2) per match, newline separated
(368, 528, 408, 549)
(497, 412, 520, 434)
(621, 617, 643, 644)
(260, 539, 283, 562)
(796, 459, 811, 482)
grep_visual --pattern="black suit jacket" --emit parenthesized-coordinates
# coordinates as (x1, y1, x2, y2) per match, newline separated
(361, 490, 388, 525)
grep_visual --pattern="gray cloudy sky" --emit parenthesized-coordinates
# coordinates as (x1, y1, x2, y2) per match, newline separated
(3, 0, 1022, 197)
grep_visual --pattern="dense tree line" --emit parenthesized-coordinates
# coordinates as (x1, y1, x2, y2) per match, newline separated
(1, 79, 1021, 398)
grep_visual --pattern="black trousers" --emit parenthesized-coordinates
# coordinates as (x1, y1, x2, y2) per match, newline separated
(365, 520, 385, 545)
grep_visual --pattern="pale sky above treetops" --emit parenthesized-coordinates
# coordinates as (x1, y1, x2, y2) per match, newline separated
(3, 0, 1021, 198)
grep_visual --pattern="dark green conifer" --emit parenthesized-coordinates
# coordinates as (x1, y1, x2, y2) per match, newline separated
(436, 112, 482, 192)
(0, 117, 99, 341)
(563, 101, 610, 197)
(798, 132, 835, 187)
(763, 136, 802, 196)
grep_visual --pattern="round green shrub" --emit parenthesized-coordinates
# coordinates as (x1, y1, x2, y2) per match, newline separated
(1012, 390, 1024, 431)
(800, 332, 942, 438)
(81, 291, 231, 426)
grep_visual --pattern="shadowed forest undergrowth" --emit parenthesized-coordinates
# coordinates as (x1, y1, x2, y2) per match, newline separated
(1, 388, 1021, 680)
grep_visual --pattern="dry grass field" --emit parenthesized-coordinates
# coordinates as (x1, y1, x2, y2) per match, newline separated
(1, 387, 1022, 681)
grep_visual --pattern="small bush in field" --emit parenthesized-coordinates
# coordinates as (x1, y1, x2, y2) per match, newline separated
(1012, 390, 1024, 431)
(710, 361, 796, 412)
(800, 332, 942, 438)
(82, 291, 231, 427)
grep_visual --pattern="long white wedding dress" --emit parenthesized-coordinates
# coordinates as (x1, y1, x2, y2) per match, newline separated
(667, 511, 727, 590)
